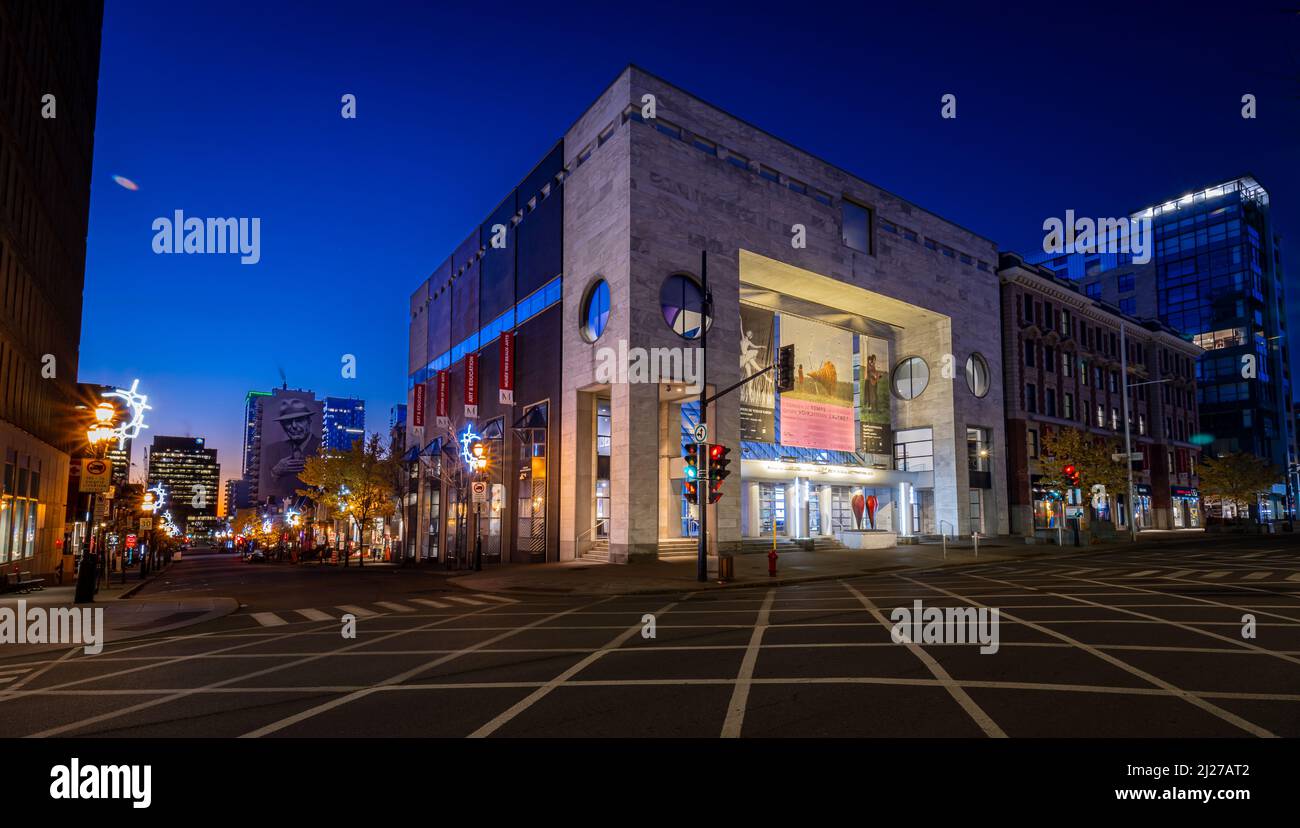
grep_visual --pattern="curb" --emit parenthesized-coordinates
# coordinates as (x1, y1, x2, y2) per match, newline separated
(115, 560, 175, 600)
(447, 532, 1237, 597)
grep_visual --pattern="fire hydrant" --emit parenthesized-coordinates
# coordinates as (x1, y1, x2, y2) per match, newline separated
(768, 547, 778, 577)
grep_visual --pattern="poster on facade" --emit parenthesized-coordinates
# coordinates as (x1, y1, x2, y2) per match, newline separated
(499, 332, 514, 405)
(464, 354, 479, 419)
(412, 383, 425, 427)
(256, 389, 324, 503)
(859, 336, 891, 454)
(435, 370, 450, 430)
(739, 304, 776, 442)
(778, 315, 855, 452)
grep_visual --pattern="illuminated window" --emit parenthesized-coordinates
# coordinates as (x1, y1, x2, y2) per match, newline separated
(892, 356, 929, 401)
(660, 274, 711, 340)
(580, 279, 610, 343)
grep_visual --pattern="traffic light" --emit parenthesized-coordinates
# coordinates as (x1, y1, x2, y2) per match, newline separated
(707, 443, 731, 504)
(1062, 463, 1080, 488)
(776, 345, 795, 392)
(683, 442, 699, 500)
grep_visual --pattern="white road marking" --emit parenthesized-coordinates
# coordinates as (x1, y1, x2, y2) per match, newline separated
(1202, 571, 1230, 579)
(469, 598, 679, 739)
(474, 594, 518, 604)
(375, 601, 416, 613)
(720, 589, 776, 738)
(0, 676, 17, 684)
(1243, 572, 1273, 581)
(1126, 570, 1158, 577)
(1167, 570, 1195, 579)
(246, 597, 616, 738)
(445, 596, 487, 606)
(409, 598, 450, 609)
(843, 581, 1006, 738)
(251, 612, 288, 627)
(336, 605, 378, 616)
(295, 609, 333, 621)
(915, 573, 1276, 738)
(1287, 573, 1300, 582)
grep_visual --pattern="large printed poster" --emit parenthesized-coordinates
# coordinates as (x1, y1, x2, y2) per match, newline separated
(258, 389, 324, 502)
(859, 336, 891, 453)
(779, 315, 855, 452)
(739, 304, 776, 442)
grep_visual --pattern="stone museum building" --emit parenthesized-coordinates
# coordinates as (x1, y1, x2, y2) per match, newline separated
(406, 65, 1008, 565)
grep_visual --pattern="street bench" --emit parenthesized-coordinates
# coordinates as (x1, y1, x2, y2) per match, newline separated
(0, 571, 45, 594)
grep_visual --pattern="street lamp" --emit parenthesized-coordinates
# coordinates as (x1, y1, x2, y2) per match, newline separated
(75, 407, 116, 603)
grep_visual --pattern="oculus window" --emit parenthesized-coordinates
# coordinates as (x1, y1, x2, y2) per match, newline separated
(892, 356, 929, 400)
(965, 353, 990, 398)
(581, 279, 610, 342)
(660, 274, 712, 340)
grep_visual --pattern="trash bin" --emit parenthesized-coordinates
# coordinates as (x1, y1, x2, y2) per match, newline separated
(717, 554, 734, 583)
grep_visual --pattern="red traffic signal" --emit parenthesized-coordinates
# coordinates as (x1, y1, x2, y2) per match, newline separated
(707, 444, 732, 504)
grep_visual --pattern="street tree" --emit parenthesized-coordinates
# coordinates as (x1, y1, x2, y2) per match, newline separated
(1039, 426, 1128, 521)
(298, 432, 400, 566)
(1197, 451, 1278, 521)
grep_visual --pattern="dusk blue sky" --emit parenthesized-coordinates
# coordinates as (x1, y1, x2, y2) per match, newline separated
(78, 0, 1300, 496)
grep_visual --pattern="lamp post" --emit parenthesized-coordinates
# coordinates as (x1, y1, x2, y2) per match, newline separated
(74, 405, 116, 603)
(470, 440, 487, 571)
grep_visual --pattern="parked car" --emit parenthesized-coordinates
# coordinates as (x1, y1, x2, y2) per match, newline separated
(246, 550, 266, 563)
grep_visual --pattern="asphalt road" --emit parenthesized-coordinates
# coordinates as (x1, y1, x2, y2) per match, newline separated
(2, 536, 1298, 737)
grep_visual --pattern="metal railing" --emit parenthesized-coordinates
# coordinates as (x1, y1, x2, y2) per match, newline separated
(576, 518, 609, 547)
(939, 520, 953, 558)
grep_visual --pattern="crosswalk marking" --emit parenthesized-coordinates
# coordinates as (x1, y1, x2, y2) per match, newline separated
(1167, 570, 1195, 579)
(1126, 570, 1158, 577)
(1243, 572, 1273, 580)
(1202, 571, 1230, 579)
(336, 604, 378, 617)
(444, 596, 487, 606)
(473, 594, 518, 604)
(295, 608, 333, 621)
(409, 598, 450, 609)
(251, 612, 288, 627)
(375, 601, 415, 612)
(1287, 573, 1300, 582)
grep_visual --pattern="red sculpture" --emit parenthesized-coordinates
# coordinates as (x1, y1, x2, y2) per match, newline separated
(865, 495, 878, 530)
(851, 493, 865, 529)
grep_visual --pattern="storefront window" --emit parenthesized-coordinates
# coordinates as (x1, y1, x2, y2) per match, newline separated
(967, 427, 990, 472)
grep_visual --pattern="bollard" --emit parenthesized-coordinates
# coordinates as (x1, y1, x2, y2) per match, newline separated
(972, 532, 980, 558)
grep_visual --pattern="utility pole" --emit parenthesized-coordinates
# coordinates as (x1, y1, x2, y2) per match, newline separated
(1119, 320, 1137, 542)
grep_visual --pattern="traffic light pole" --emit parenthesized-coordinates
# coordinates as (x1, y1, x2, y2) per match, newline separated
(1119, 320, 1137, 542)
(697, 250, 709, 583)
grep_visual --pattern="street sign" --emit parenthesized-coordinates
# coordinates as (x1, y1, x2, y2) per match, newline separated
(1111, 452, 1143, 462)
(1066, 506, 1085, 519)
(471, 481, 488, 504)
(80, 458, 112, 493)
(692, 424, 708, 443)
(126, 534, 137, 549)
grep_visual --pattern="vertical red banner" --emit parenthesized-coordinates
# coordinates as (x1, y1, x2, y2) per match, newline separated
(412, 383, 426, 427)
(435, 370, 450, 428)
(464, 354, 479, 418)
(499, 332, 514, 405)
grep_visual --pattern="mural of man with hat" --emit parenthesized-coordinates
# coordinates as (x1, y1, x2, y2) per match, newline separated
(264, 396, 322, 498)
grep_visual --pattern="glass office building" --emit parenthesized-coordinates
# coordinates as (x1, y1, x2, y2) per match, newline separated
(1031, 177, 1292, 518)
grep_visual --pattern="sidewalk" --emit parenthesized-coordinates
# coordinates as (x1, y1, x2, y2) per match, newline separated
(445, 531, 1215, 596)
(0, 565, 238, 657)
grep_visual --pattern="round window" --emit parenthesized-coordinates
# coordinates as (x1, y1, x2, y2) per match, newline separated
(892, 356, 930, 400)
(965, 353, 990, 398)
(659, 274, 712, 340)
(581, 279, 610, 342)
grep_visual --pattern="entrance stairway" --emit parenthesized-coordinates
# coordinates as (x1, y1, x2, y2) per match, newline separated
(740, 536, 847, 554)
(581, 538, 609, 563)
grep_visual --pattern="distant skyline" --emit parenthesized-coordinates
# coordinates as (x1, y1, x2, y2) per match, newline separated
(77, 0, 1300, 496)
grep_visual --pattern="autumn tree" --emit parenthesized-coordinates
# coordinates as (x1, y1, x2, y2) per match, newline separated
(298, 432, 400, 566)
(1040, 426, 1129, 520)
(1198, 452, 1278, 521)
